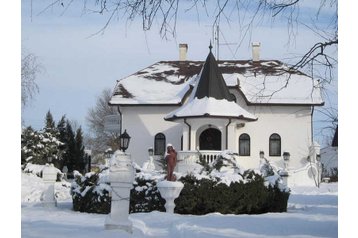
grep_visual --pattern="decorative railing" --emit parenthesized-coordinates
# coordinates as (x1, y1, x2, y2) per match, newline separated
(176, 150, 222, 173)
(198, 150, 222, 164)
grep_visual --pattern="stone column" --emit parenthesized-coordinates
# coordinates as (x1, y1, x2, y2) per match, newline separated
(105, 151, 134, 233)
(42, 163, 58, 207)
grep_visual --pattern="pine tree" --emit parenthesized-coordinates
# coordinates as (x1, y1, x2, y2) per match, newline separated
(21, 126, 64, 168)
(21, 126, 35, 165)
(43, 110, 64, 168)
(74, 127, 85, 173)
(64, 120, 76, 173)
(57, 115, 67, 142)
(44, 110, 56, 132)
(56, 115, 67, 168)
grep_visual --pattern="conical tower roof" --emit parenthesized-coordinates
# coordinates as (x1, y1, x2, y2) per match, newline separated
(165, 46, 257, 121)
(194, 50, 235, 101)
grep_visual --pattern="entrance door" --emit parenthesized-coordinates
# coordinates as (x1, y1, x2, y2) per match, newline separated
(199, 128, 221, 150)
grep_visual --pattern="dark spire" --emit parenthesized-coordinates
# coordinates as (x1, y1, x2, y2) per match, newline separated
(209, 41, 213, 52)
(194, 49, 234, 101)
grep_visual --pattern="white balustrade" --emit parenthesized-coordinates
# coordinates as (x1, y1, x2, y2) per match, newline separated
(176, 150, 222, 173)
(198, 150, 221, 164)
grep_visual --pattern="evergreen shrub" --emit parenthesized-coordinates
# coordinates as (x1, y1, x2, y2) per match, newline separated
(129, 177, 166, 213)
(71, 170, 166, 214)
(71, 171, 111, 214)
(71, 170, 289, 215)
(174, 171, 290, 215)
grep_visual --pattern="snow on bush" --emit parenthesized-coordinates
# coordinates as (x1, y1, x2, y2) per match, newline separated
(21, 127, 64, 168)
(23, 162, 64, 181)
(71, 155, 290, 215)
(71, 169, 111, 214)
(21, 172, 71, 203)
(195, 151, 289, 192)
(23, 163, 46, 177)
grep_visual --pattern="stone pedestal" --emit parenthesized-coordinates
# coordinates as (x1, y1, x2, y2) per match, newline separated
(157, 181, 184, 213)
(105, 151, 134, 233)
(279, 170, 289, 186)
(42, 163, 58, 207)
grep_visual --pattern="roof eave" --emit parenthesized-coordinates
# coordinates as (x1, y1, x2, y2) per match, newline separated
(246, 101, 325, 106)
(109, 100, 324, 107)
(164, 114, 258, 122)
(108, 102, 183, 107)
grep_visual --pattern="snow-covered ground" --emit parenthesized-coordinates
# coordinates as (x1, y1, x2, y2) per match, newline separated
(21, 172, 338, 238)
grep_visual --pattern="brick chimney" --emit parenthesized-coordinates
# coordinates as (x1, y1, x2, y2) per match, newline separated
(252, 42, 261, 62)
(179, 43, 188, 61)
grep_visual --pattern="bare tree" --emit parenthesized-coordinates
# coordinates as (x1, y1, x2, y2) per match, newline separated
(38, 1, 337, 78)
(21, 52, 42, 107)
(314, 104, 338, 146)
(86, 88, 119, 155)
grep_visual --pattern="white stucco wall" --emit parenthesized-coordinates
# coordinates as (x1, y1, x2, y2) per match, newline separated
(120, 106, 183, 166)
(230, 89, 313, 171)
(118, 89, 315, 173)
(234, 105, 312, 170)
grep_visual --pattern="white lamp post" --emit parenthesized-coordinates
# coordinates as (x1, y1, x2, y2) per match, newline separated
(105, 130, 134, 233)
(119, 130, 131, 153)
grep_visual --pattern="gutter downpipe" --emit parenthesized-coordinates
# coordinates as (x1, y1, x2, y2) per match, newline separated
(117, 106, 122, 135)
(225, 119, 232, 150)
(184, 118, 191, 150)
(311, 106, 314, 144)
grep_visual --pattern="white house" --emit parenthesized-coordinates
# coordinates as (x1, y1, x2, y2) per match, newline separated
(109, 43, 324, 186)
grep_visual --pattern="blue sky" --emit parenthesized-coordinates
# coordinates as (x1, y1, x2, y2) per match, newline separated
(21, 0, 337, 145)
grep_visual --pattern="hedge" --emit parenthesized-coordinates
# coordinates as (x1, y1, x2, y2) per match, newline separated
(71, 170, 289, 215)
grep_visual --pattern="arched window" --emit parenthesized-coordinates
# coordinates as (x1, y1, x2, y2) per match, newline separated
(154, 133, 166, 155)
(269, 133, 281, 156)
(239, 133, 250, 156)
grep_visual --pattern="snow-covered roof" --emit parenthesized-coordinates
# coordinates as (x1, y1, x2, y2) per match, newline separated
(165, 51, 257, 121)
(164, 97, 257, 121)
(109, 60, 324, 106)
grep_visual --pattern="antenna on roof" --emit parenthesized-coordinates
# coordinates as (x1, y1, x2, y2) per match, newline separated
(214, 24, 219, 60)
(212, 21, 238, 60)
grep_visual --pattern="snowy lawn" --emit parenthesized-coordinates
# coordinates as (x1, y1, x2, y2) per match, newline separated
(21, 173, 337, 238)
